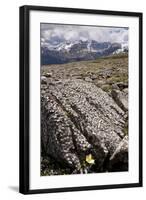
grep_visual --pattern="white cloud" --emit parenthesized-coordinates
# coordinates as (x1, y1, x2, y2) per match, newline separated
(41, 24, 128, 46)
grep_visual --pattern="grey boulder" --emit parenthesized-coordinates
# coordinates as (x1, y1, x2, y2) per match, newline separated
(41, 79, 128, 172)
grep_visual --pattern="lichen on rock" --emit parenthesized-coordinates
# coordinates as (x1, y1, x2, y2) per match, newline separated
(41, 78, 128, 174)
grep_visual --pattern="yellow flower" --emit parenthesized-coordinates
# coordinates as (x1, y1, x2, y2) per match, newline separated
(85, 154, 95, 164)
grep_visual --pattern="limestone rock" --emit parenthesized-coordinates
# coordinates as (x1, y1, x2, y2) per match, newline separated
(41, 76, 47, 84)
(45, 72, 52, 77)
(84, 77, 92, 82)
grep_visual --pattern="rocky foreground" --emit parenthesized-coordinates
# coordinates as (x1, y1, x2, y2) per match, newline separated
(41, 54, 128, 175)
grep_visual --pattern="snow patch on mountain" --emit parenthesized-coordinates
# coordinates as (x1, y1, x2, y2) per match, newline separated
(113, 42, 128, 54)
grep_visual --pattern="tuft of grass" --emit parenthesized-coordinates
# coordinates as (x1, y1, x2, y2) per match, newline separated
(123, 120, 128, 136)
(107, 75, 128, 84)
(93, 53, 128, 61)
(101, 84, 112, 92)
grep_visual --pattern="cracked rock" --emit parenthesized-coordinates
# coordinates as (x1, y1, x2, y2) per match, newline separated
(41, 79, 128, 172)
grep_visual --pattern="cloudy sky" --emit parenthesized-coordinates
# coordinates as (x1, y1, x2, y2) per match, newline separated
(41, 23, 128, 46)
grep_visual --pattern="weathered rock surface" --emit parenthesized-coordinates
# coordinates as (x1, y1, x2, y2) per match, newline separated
(109, 135, 128, 171)
(111, 89, 128, 112)
(41, 79, 128, 173)
(41, 76, 47, 84)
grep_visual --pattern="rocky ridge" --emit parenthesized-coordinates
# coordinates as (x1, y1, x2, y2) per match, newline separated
(41, 40, 122, 65)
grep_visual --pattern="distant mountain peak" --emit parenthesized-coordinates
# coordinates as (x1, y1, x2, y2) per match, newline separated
(41, 40, 125, 65)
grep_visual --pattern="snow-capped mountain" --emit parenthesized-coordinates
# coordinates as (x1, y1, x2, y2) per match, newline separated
(43, 41, 76, 52)
(42, 40, 113, 52)
(113, 42, 128, 54)
(41, 40, 124, 65)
